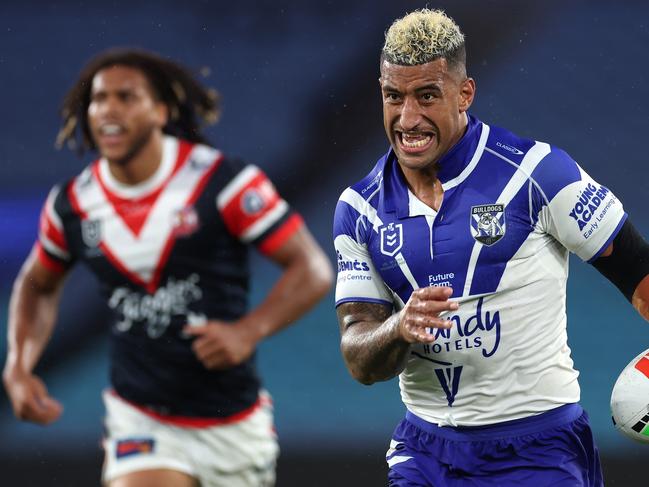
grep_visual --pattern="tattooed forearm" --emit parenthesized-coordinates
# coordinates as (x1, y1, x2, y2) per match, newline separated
(336, 302, 410, 384)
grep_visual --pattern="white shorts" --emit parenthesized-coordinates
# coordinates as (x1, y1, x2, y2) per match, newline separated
(102, 390, 279, 487)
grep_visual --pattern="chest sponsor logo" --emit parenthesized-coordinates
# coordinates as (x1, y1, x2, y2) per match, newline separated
(412, 297, 501, 406)
(428, 272, 455, 288)
(81, 219, 102, 248)
(470, 204, 505, 246)
(380, 222, 403, 257)
(108, 273, 204, 338)
(172, 205, 200, 238)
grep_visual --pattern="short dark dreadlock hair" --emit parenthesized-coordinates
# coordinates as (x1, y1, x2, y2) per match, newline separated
(56, 48, 220, 154)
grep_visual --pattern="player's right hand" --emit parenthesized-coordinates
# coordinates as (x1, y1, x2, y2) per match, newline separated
(397, 286, 458, 344)
(3, 368, 63, 425)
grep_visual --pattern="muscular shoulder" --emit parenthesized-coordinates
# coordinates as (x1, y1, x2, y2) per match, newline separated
(485, 123, 582, 203)
(333, 150, 390, 242)
(47, 176, 81, 223)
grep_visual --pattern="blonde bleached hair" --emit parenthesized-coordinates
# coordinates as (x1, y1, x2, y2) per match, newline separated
(382, 9, 465, 69)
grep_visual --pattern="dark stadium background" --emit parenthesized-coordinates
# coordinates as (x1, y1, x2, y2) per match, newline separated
(1, 0, 648, 485)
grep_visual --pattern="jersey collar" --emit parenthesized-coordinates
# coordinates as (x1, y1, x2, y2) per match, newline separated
(97, 136, 178, 199)
(381, 114, 483, 219)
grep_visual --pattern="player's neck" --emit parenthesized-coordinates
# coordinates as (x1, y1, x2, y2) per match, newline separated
(105, 131, 164, 186)
(402, 169, 444, 211)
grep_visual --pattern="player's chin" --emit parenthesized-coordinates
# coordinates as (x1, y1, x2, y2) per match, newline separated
(100, 146, 131, 164)
(396, 152, 437, 172)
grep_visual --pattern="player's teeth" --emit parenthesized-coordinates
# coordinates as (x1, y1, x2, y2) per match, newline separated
(102, 125, 123, 135)
(402, 135, 431, 148)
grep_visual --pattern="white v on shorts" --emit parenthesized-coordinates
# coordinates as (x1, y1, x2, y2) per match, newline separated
(102, 390, 279, 486)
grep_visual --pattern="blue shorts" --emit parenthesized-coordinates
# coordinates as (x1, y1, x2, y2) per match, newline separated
(387, 404, 603, 487)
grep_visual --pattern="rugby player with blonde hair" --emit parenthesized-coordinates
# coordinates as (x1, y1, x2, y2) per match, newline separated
(333, 9, 649, 486)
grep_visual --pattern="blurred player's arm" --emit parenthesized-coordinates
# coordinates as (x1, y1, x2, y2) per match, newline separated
(337, 286, 457, 385)
(593, 219, 649, 320)
(2, 249, 67, 424)
(185, 225, 333, 369)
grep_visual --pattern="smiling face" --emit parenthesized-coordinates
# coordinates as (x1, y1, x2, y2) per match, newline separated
(380, 58, 475, 173)
(87, 65, 167, 165)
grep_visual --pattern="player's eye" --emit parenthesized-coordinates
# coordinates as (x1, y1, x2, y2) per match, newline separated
(91, 92, 107, 103)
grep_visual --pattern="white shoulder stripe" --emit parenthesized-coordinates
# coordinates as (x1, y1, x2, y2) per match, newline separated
(387, 455, 413, 468)
(462, 141, 551, 297)
(241, 200, 289, 242)
(45, 186, 64, 232)
(39, 232, 69, 260)
(217, 165, 260, 210)
(340, 187, 383, 233)
(443, 123, 490, 191)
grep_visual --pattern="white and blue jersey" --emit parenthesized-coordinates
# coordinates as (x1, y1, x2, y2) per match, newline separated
(333, 114, 626, 427)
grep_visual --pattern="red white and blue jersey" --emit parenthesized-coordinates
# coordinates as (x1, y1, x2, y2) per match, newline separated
(333, 115, 626, 426)
(37, 136, 303, 421)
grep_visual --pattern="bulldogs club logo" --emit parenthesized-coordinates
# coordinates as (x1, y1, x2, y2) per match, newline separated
(470, 204, 506, 246)
(380, 222, 403, 257)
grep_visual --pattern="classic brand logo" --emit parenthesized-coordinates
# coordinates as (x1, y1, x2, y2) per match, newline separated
(470, 204, 505, 246)
(495, 141, 524, 155)
(380, 222, 403, 257)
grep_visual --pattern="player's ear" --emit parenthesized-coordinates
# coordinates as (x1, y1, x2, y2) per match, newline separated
(458, 77, 475, 113)
(155, 101, 169, 127)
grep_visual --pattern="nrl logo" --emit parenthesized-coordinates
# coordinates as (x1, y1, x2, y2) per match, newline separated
(380, 222, 403, 257)
(81, 219, 102, 248)
(470, 204, 505, 246)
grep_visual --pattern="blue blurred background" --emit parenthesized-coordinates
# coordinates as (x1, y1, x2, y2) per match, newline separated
(1, 0, 648, 485)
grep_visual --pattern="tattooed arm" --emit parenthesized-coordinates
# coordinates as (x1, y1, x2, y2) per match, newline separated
(337, 286, 458, 385)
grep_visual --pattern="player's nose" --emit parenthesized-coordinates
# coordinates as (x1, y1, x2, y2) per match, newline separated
(399, 97, 423, 131)
(97, 95, 122, 118)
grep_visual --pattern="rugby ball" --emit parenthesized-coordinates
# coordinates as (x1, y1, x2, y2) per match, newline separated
(611, 348, 649, 443)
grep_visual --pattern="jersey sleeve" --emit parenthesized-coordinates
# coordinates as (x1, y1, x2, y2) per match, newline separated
(35, 185, 74, 273)
(215, 160, 303, 255)
(333, 189, 393, 308)
(534, 149, 627, 262)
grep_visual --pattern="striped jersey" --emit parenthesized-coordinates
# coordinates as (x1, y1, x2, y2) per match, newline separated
(333, 115, 626, 426)
(37, 136, 303, 420)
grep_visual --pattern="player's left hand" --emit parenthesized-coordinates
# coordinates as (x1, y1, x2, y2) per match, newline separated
(182, 321, 258, 369)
